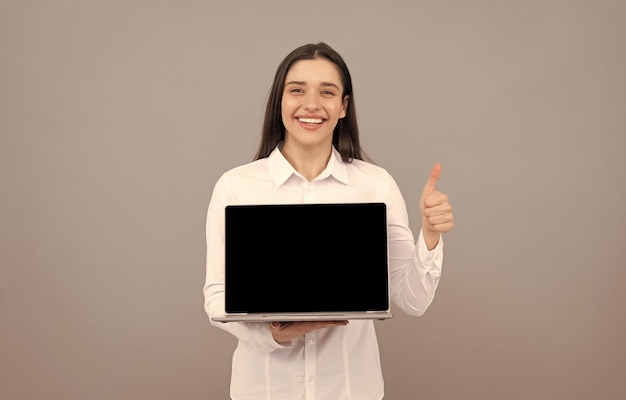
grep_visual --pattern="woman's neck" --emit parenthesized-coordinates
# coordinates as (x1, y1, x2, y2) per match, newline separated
(280, 141, 332, 182)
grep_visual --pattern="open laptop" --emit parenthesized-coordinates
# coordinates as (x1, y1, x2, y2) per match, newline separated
(212, 202, 393, 323)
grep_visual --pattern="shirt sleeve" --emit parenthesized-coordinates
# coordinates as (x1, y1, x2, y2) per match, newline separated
(203, 175, 292, 351)
(385, 173, 443, 317)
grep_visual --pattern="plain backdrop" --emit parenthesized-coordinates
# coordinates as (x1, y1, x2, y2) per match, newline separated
(1, 1, 625, 399)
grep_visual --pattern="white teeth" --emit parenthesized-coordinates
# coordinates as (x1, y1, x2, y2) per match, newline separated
(298, 118, 323, 124)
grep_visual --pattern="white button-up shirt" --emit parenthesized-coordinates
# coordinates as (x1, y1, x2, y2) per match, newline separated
(204, 146, 443, 400)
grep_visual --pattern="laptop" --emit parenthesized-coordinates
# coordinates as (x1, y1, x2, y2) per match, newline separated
(212, 202, 393, 323)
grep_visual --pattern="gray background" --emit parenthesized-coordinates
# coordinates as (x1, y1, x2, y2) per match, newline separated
(1, 1, 625, 399)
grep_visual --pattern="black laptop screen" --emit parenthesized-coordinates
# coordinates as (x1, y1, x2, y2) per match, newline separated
(224, 203, 389, 314)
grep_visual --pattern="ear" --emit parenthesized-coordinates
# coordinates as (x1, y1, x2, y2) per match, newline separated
(340, 95, 350, 119)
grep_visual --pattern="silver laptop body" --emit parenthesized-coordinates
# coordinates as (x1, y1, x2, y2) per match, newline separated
(212, 203, 393, 323)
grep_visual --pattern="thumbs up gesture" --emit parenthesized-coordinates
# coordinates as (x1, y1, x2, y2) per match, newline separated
(420, 163, 454, 250)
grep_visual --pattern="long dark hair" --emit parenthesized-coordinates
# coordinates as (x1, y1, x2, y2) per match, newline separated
(254, 42, 368, 162)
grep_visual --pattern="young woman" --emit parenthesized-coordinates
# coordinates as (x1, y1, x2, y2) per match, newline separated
(204, 42, 454, 400)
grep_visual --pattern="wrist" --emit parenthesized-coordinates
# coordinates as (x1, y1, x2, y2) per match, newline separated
(422, 227, 440, 251)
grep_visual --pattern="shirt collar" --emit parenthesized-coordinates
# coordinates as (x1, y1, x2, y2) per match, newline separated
(266, 144, 351, 187)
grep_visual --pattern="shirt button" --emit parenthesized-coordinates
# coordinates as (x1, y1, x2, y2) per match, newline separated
(308, 339, 314, 345)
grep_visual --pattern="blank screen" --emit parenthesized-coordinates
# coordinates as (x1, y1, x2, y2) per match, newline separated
(224, 203, 389, 313)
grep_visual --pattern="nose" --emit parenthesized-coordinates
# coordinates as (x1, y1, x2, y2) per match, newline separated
(303, 91, 320, 111)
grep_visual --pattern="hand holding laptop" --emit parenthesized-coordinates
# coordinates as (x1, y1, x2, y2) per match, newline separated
(269, 321, 349, 343)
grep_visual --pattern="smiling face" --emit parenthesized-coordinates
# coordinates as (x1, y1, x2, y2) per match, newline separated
(281, 58, 349, 155)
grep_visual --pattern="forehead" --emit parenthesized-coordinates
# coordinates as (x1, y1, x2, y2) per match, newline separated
(285, 58, 343, 87)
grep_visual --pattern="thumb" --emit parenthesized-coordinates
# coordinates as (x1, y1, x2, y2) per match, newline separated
(423, 163, 442, 193)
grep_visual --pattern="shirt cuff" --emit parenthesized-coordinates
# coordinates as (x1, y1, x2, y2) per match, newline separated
(417, 229, 443, 276)
(255, 323, 293, 351)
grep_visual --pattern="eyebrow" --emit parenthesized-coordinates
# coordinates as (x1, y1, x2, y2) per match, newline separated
(285, 81, 341, 91)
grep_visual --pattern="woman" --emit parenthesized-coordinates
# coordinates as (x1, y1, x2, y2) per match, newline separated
(204, 42, 454, 400)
